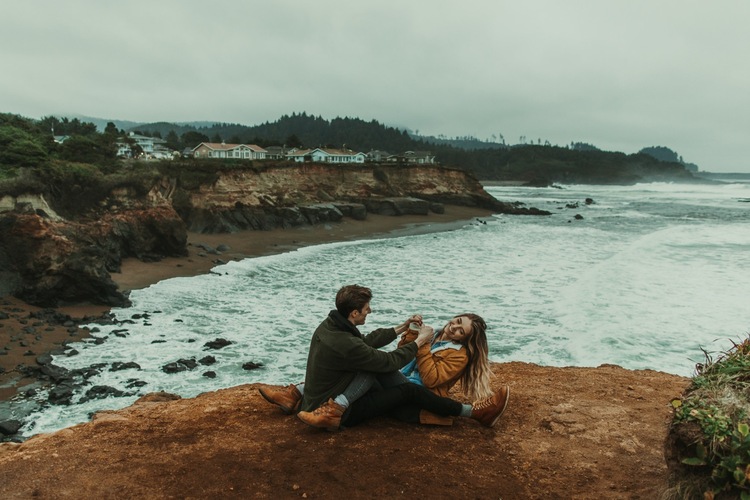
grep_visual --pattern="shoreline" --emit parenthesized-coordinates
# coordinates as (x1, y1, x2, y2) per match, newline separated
(113, 205, 493, 292)
(0, 205, 493, 404)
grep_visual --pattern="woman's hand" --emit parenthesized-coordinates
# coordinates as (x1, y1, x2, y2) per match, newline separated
(415, 325, 434, 347)
(396, 314, 423, 334)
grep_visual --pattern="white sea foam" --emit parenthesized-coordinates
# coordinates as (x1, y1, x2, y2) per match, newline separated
(23, 182, 750, 436)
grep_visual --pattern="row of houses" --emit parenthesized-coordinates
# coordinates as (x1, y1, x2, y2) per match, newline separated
(191, 142, 436, 164)
(115, 133, 436, 164)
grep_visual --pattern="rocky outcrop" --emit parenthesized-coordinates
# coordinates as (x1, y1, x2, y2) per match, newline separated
(171, 163, 548, 233)
(0, 362, 688, 498)
(0, 206, 186, 307)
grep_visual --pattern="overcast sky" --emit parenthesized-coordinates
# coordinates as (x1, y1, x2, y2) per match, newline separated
(1, 1, 748, 172)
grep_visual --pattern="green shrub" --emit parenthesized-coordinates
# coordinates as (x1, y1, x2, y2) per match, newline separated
(0, 124, 49, 169)
(671, 337, 750, 498)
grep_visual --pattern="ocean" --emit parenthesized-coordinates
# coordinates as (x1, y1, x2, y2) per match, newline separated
(23, 181, 750, 436)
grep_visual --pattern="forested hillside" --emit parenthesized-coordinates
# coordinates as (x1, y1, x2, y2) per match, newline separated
(1, 112, 698, 185)
(129, 112, 699, 183)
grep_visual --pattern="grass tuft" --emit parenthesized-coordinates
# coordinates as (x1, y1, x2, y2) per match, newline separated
(669, 335, 750, 498)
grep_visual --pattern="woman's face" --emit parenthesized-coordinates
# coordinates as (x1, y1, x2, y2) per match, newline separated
(443, 316, 473, 343)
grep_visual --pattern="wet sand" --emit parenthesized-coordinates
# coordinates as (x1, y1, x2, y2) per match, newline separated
(0, 206, 493, 400)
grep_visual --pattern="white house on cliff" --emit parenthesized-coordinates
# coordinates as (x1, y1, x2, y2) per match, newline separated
(286, 148, 366, 163)
(192, 142, 268, 160)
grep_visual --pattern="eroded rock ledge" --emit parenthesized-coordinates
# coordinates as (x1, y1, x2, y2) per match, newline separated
(0, 164, 549, 306)
(0, 362, 689, 498)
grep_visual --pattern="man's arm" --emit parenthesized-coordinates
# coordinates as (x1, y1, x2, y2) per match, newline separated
(339, 325, 434, 373)
(364, 315, 423, 349)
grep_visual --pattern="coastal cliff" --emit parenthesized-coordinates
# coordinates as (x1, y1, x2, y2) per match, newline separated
(0, 163, 548, 307)
(0, 362, 689, 498)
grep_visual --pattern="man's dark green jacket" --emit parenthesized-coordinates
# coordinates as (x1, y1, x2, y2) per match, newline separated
(301, 310, 418, 412)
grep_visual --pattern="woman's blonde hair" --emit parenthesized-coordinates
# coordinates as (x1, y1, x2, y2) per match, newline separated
(455, 313, 493, 400)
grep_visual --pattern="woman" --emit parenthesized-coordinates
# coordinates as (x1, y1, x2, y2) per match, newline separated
(395, 313, 493, 425)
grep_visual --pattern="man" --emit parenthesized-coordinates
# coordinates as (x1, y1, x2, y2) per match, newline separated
(259, 284, 509, 430)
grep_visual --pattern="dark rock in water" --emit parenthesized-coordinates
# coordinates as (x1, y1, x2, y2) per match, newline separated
(125, 379, 148, 389)
(177, 358, 198, 369)
(162, 358, 198, 373)
(199, 356, 216, 366)
(110, 361, 141, 372)
(72, 362, 107, 381)
(162, 362, 187, 374)
(574, 214, 584, 220)
(48, 384, 75, 405)
(81, 385, 124, 402)
(151, 340, 167, 344)
(242, 362, 263, 370)
(66, 349, 79, 357)
(36, 353, 53, 366)
(565, 202, 579, 209)
(585, 198, 595, 205)
(0, 420, 22, 436)
(523, 177, 553, 188)
(204, 338, 232, 350)
(203, 371, 217, 379)
(40, 364, 72, 383)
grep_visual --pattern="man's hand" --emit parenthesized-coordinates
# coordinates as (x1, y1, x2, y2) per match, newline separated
(396, 314, 423, 334)
(415, 325, 434, 348)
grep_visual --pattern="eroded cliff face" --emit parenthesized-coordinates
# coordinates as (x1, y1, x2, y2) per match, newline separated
(0, 163, 546, 305)
(189, 164, 492, 209)
(174, 164, 545, 233)
(0, 206, 187, 307)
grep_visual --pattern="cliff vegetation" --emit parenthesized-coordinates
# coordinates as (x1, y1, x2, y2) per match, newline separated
(1, 112, 700, 186)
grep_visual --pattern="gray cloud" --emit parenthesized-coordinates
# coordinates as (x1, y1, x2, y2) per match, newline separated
(1, 0, 748, 171)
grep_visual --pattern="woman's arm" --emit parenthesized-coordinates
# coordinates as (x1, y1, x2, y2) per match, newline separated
(415, 345, 469, 389)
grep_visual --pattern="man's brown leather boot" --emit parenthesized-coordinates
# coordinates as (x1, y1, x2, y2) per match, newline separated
(258, 384, 302, 414)
(296, 399, 345, 431)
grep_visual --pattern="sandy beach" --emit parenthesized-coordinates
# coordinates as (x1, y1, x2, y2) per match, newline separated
(0, 205, 493, 401)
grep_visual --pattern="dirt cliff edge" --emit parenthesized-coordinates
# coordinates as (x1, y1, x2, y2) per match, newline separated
(0, 362, 689, 499)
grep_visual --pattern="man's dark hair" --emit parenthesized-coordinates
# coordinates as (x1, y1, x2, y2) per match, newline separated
(335, 284, 372, 317)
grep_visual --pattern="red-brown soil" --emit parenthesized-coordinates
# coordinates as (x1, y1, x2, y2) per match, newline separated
(0, 362, 688, 499)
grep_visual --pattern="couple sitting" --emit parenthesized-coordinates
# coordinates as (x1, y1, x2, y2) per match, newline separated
(259, 284, 510, 430)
